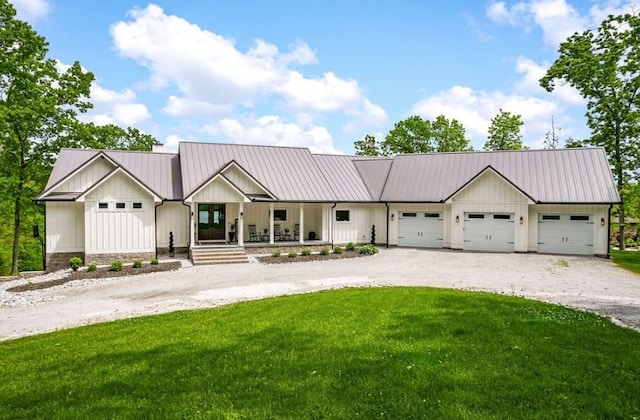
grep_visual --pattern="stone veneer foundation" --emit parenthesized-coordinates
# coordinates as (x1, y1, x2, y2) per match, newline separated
(46, 252, 86, 271)
(84, 252, 156, 266)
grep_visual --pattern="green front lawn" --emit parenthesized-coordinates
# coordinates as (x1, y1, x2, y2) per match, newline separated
(1, 288, 639, 419)
(611, 249, 640, 274)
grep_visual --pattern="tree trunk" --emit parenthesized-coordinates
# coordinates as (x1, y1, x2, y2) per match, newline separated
(11, 193, 21, 275)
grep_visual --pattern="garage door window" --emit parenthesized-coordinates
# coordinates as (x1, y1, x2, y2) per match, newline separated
(335, 210, 350, 222)
(570, 215, 590, 221)
(468, 214, 484, 219)
(542, 215, 560, 220)
(402, 212, 417, 217)
(425, 213, 439, 218)
(493, 214, 511, 220)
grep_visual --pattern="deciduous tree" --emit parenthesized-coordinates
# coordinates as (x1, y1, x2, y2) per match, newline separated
(354, 134, 382, 156)
(483, 109, 526, 151)
(540, 13, 640, 250)
(381, 115, 472, 155)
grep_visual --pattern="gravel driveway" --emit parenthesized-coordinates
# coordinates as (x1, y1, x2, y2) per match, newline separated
(1, 248, 639, 340)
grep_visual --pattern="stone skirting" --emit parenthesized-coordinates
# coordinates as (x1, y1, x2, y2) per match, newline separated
(156, 246, 188, 256)
(245, 244, 334, 254)
(84, 252, 156, 266)
(46, 252, 86, 271)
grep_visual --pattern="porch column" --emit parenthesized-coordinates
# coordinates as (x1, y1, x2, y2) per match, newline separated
(190, 203, 196, 247)
(269, 202, 275, 244)
(238, 202, 244, 246)
(299, 204, 304, 243)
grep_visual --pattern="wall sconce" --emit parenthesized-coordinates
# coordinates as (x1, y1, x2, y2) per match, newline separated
(601, 217, 605, 226)
(240, 211, 244, 219)
(390, 213, 395, 221)
(519, 216, 524, 225)
(455, 215, 459, 223)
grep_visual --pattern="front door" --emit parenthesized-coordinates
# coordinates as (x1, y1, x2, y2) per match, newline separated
(198, 203, 226, 241)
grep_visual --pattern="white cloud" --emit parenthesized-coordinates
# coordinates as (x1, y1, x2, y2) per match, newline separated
(164, 134, 185, 153)
(11, 0, 51, 22)
(514, 55, 585, 105)
(486, 1, 530, 26)
(109, 4, 385, 131)
(202, 115, 341, 154)
(410, 85, 560, 149)
(86, 83, 151, 127)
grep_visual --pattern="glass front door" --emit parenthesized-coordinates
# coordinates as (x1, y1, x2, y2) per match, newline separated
(198, 203, 225, 240)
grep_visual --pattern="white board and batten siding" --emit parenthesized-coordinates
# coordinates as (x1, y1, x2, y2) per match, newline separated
(450, 171, 530, 252)
(190, 177, 246, 203)
(527, 205, 609, 256)
(53, 158, 114, 193)
(156, 202, 190, 248)
(84, 172, 155, 253)
(332, 204, 386, 244)
(46, 202, 85, 253)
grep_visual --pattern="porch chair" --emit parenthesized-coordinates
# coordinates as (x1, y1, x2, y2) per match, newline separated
(248, 224, 259, 242)
(274, 224, 282, 241)
(293, 223, 300, 240)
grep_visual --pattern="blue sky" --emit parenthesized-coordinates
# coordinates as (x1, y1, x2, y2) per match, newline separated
(11, 0, 635, 153)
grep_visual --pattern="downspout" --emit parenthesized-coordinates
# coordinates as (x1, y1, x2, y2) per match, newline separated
(607, 204, 613, 259)
(154, 201, 164, 259)
(181, 200, 191, 251)
(385, 202, 390, 249)
(331, 202, 337, 249)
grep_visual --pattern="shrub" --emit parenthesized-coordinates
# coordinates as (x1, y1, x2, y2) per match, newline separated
(334, 246, 343, 254)
(87, 264, 97, 272)
(301, 248, 311, 256)
(151, 258, 159, 265)
(320, 247, 329, 256)
(346, 242, 356, 251)
(272, 249, 281, 257)
(359, 244, 379, 255)
(133, 260, 142, 268)
(69, 257, 82, 272)
(288, 251, 297, 258)
(110, 261, 123, 272)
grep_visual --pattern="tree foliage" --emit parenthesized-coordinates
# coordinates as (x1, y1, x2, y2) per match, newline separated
(354, 134, 381, 156)
(483, 109, 526, 151)
(72, 123, 156, 151)
(381, 115, 472, 155)
(543, 115, 561, 149)
(540, 12, 640, 249)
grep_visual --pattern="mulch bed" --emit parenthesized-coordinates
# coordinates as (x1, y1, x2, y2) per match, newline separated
(7, 262, 182, 293)
(257, 251, 367, 264)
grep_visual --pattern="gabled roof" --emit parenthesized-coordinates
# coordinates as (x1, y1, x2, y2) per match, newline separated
(41, 149, 183, 201)
(311, 154, 374, 201)
(380, 148, 620, 204)
(443, 165, 536, 204)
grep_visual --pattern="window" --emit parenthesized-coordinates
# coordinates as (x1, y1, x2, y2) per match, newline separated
(468, 214, 484, 219)
(542, 215, 560, 221)
(132, 202, 143, 210)
(273, 209, 287, 221)
(336, 210, 350, 222)
(570, 215, 590, 221)
(402, 212, 417, 217)
(98, 202, 108, 209)
(425, 213, 440, 218)
(493, 214, 511, 220)
(115, 202, 126, 210)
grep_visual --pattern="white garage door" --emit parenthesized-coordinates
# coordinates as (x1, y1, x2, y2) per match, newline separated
(463, 213, 515, 252)
(398, 212, 443, 248)
(538, 214, 594, 255)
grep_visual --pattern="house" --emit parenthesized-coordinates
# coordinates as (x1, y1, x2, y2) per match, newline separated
(36, 142, 620, 269)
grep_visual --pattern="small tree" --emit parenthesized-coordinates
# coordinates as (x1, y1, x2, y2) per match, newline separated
(483, 109, 527, 151)
(169, 231, 175, 257)
(543, 115, 561, 150)
(354, 134, 382, 156)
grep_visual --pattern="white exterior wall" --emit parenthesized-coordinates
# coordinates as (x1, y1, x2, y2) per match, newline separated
(192, 178, 246, 203)
(223, 166, 264, 195)
(85, 172, 155, 253)
(527, 204, 610, 256)
(332, 203, 387, 244)
(46, 202, 85, 253)
(54, 158, 114, 192)
(388, 204, 450, 247)
(449, 171, 530, 252)
(157, 202, 190, 247)
(240, 203, 324, 241)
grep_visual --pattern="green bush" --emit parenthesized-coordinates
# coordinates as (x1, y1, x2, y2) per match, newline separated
(346, 242, 356, 251)
(151, 258, 159, 265)
(320, 247, 329, 256)
(133, 260, 142, 268)
(288, 251, 297, 258)
(87, 264, 97, 272)
(109, 261, 123, 272)
(334, 246, 343, 254)
(301, 248, 311, 256)
(359, 244, 379, 255)
(69, 257, 82, 272)
(272, 250, 281, 257)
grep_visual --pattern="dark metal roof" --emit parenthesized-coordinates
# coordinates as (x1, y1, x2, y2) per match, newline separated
(353, 158, 394, 201)
(380, 148, 620, 203)
(312, 154, 374, 201)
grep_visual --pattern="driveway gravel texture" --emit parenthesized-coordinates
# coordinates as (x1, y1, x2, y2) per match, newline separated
(1, 248, 639, 340)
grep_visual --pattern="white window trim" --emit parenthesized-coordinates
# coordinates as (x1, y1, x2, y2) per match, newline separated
(335, 209, 351, 223)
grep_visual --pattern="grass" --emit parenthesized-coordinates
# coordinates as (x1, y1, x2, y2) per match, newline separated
(610, 249, 640, 274)
(1, 287, 639, 419)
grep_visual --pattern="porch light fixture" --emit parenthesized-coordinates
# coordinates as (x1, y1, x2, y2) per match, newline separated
(520, 216, 524, 225)
(390, 213, 395, 221)
(601, 217, 605, 226)
(455, 215, 459, 223)
(240, 211, 244, 219)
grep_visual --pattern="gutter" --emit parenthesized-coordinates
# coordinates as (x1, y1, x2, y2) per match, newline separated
(330, 202, 337, 249)
(181, 200, 192, 251)
(385, 202, 390, 248)
(154, 201, 165, 259)
(607, 204, 613, 259)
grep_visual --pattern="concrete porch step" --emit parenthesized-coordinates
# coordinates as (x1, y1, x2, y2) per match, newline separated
(191, 247, 249, 265)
